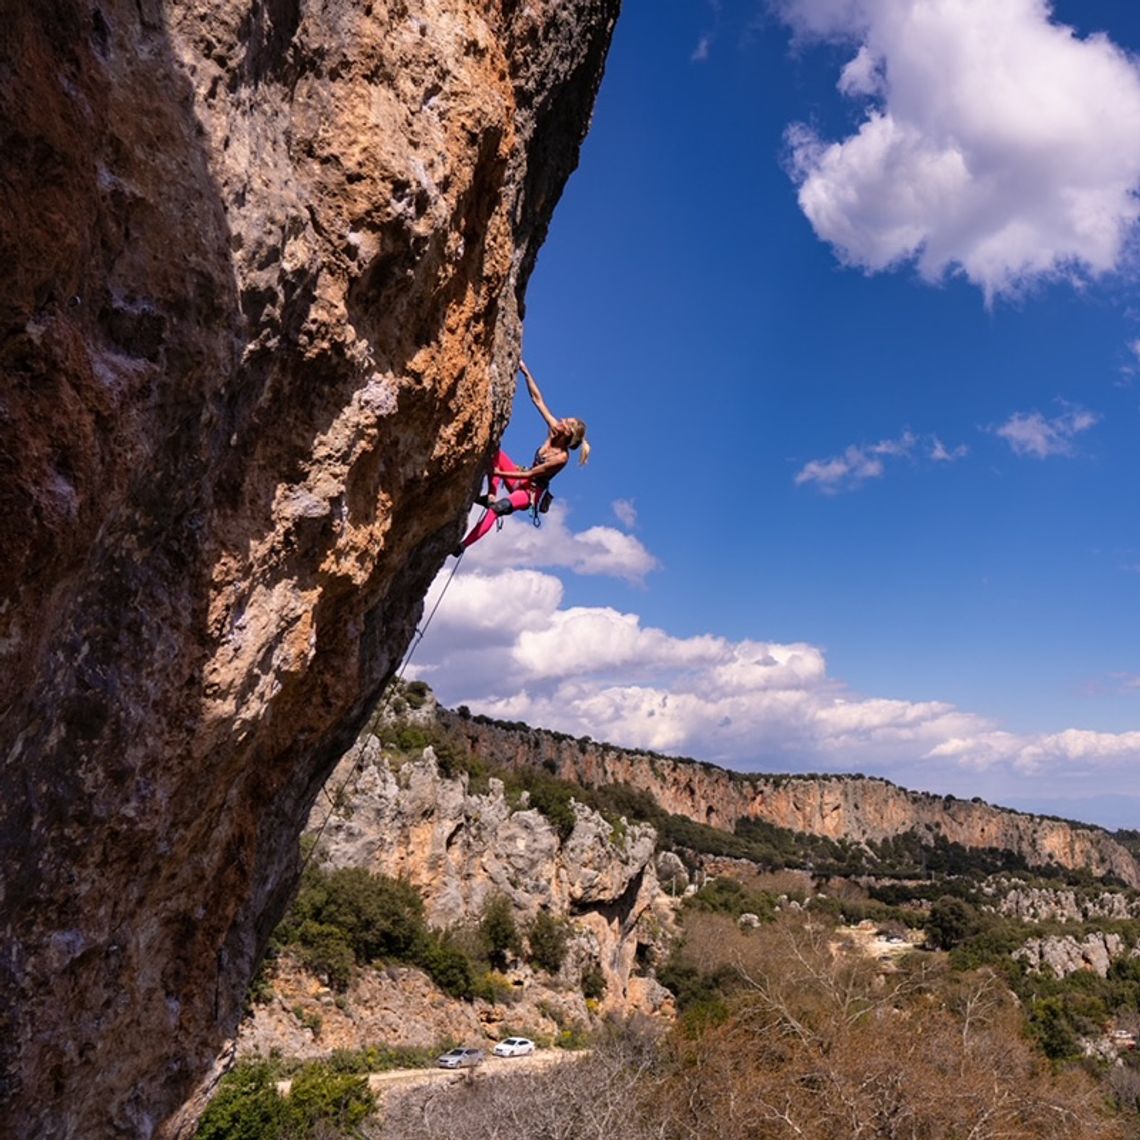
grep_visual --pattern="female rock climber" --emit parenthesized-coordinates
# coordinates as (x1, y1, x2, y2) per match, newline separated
(455, 360, 589, 555)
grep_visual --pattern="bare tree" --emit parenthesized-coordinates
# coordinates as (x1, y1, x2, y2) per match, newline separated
(654, 913, 1128, 1140)
(361, 914, 1130, 1139)
(376, 1022, 666, 1140)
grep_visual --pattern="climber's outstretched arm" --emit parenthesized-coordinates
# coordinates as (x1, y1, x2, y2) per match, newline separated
(520, 360, 559, 432)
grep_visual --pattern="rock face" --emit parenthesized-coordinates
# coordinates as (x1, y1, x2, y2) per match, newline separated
(995, 883, 1140, 924)
(240, 957, 492, 1060)
(310, 728, 674, 1010)
(0, 2, 618, 1135)
(1014, 933, 1139, 979)
(236, 720, 675, 1065)
(444, 715, 1140, 887)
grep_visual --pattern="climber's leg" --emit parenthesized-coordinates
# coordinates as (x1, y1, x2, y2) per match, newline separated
(458, 487, 531, 552)
(494, 450, 525, 493)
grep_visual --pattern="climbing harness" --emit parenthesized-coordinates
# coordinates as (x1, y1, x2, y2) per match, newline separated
(489, 486, 551, 531)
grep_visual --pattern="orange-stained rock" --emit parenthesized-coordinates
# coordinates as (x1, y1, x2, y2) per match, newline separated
(444, 714, 1140, 888)
(0, 1, 618, 1135)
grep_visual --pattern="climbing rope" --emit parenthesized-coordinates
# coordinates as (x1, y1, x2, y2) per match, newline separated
(398, 548, 464, 677)
(299, 547, 466, 876)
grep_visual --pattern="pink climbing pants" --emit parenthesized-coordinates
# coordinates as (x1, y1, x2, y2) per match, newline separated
(459, 451, 536, 550)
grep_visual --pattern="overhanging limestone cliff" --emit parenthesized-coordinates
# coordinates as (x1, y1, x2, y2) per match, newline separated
(0, 1, 619, 1134)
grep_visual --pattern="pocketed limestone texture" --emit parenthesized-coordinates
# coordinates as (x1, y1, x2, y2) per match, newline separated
(0, 1, 618, 1135)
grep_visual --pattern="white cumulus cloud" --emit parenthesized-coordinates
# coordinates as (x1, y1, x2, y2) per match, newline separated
(612, 498, 639, 529)
(776, 0, 1140, 299)
(412, 513, 1140, 820)
(930, 437, 968, 462)
(994, 404, 1099, 457)
(459, 501, 658, 583)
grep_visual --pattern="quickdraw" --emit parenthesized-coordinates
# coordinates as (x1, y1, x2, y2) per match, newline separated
(530, 487, 553, 527)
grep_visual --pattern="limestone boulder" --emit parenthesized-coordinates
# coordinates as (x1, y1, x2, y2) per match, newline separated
(1014, 932, 1131, 979)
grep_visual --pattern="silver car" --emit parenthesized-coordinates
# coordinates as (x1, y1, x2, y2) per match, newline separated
(437, 1047, 485, 1069)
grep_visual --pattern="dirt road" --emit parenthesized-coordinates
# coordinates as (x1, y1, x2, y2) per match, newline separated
(276, 1048, 583, 1099)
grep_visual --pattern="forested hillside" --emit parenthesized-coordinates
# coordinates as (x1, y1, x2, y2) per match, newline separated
(199, 686, 1140, 1137)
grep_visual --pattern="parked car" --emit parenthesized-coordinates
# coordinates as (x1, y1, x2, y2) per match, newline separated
(492, 1037, 536, 1058)
(437, 1047, 485, 1069)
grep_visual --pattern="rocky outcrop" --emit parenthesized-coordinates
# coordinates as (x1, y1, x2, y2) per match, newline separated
(1014, 933, 1139, 979)
(994, 883, 1140, 924)
(309, 728, 675, 1013)
(236, 718, 676, 1063)
(241, 957, 491, 1059)
(445, 715, 1140, 887)
(0, 2, 619, 1135)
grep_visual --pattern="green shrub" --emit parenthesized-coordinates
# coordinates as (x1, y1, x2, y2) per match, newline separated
(419, 931, 480, 999)
(657, 956, 742, 1013)
(924, 895, 981, 951)
(527, 911, 569, 974)
(295, 922, 356, 991)
(581, 962, 607, 1001)
(679, 995, 731, 1037)
(404, 680, 430, 709)
(523, 778, 578, 840)
(480, 894, 522, 969)
(194, 1062, 288, 1140)
(481, 970, 519, 1004)
(277, 865, 427, 989)
(286, 1063, 375, 1134)
(380, 722, 430, 755)
(555, 1023, 590, 1050)
(325, 1044, 444, 1074)
(685, 877, 776, 922)
(1029, 996, 1081, 1061)
(275, 863, 504, 1004)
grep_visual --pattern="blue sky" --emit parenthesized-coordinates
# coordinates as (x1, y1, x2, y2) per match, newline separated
(417, 0, 1140, 831)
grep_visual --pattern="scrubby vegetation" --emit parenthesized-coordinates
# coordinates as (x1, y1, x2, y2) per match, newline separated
(194, 1060, 374, 1140)
(654, 896, 1140, 1135)
(272, 862, 488, 998)
(653, 913, 1129, 1139)
(928, 898, 1140, 1061)
(1116, 829, 1140, 861)
(261, 914, 1134, 1140)
(660, 870, 1140, 1117)
(266, 859, 602, 1007)
(524, 910, 569, 974)
(479, 893, 522, 971)
(223, 693, 1140, 1137)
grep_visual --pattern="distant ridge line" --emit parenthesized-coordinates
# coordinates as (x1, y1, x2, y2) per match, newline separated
(442, 708, 1140, 888)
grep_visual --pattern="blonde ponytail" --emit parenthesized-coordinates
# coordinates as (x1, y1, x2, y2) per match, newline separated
(567, 419, 589, 465)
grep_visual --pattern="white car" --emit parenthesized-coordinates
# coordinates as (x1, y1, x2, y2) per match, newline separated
(492, 1037, 536, 1058)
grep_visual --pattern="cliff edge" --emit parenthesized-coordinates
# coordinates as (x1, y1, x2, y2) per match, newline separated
(445, 713, 1140, 888)
(0, 2, 619, 1135)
